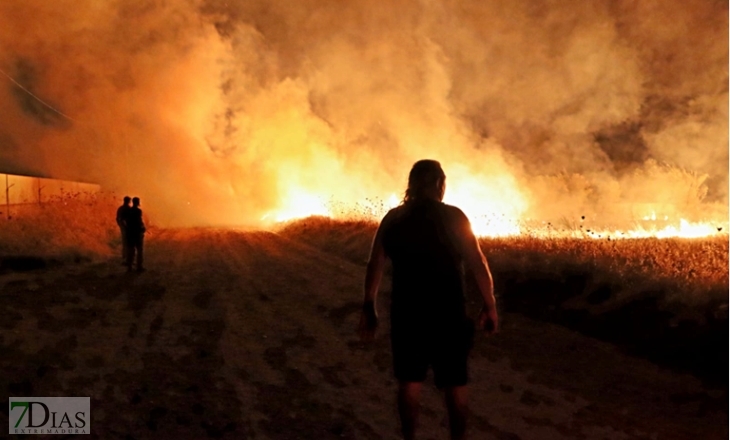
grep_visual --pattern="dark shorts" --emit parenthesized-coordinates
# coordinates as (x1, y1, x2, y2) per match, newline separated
(391, 316, 474, 388)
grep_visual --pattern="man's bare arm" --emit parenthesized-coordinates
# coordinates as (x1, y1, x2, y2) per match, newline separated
(458, 216, 498, 333)
(359, 221, 387, 341)
(464, 236, 496, 306)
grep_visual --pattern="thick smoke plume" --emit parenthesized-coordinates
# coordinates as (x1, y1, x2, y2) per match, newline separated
(0, 0, 727, 227)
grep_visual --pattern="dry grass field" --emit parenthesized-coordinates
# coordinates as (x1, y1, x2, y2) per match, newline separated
(0, 192, 121, 264)
(0, 202, 727, 439)
(278, 216, 728, 306)
(279, 216, 729, 385)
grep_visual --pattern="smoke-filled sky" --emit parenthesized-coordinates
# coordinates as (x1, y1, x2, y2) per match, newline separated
(0, 0, 727, 227)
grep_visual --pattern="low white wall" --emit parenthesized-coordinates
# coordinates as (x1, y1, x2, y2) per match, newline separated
(0, 173, 100, 205)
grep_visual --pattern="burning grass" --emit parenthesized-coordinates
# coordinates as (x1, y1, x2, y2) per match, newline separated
(0, 192, 121, 267)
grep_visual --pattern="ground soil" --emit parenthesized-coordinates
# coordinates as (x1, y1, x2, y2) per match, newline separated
(0, 228, 727, 439)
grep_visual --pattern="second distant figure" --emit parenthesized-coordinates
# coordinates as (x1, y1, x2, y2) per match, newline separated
(123, 197, 147, 272)
(116, 196, 131, 263)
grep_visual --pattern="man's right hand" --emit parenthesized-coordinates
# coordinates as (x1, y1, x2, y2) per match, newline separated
(477, 306, 499, 335)
(357, 301, 378, 342)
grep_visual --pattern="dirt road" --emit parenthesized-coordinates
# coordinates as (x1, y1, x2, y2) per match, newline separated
(0, 229, 726, 439)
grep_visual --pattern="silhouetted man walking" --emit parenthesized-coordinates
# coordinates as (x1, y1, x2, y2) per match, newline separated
(359, 159, 499, 440)
(116, 196, 131, 263)
(124, 197, 146, 272)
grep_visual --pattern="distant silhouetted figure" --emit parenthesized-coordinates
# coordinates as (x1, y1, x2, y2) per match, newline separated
(124, 197, 146, 272)
(116, 196, 131, 263)
(359, 159, 498, 440)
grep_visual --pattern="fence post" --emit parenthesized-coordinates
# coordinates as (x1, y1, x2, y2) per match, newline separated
(5, 174, 9, 220)
(37, 177, 44, 205)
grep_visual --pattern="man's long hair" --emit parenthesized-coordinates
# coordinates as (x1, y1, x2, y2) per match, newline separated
(403, 159, 445, 204)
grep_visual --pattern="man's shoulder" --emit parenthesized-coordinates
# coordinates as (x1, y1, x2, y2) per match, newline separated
(380, 205, 406, 230)
(384, 205, 404, 217)
(382, 201, 466, 222)
(440, 203, 468, 219)
(439, 203, 471, 231)
(123, 207, 141, 217)
(381, 205, 398, 221)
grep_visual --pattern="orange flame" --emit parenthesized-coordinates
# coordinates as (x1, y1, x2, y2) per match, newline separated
(263, 164, 530, 236)
(264, 182, 727, 240)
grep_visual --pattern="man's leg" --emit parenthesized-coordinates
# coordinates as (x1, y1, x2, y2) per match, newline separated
(120, 227, 128, 262)
(125, 235, 135, 270)
(398, 381, 422, 440)
(444, 386, 468, 440)
(136, 235, 144, 270)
